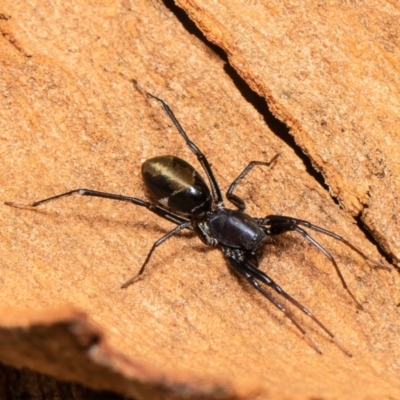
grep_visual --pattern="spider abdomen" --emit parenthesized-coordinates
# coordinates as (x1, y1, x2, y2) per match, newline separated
(208, 208, 266, 250)
(142, 155, 212, 217)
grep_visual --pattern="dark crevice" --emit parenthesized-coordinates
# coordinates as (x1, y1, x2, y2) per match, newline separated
(161, 0, 228, 62)
(161, 0, 392, 265)
(355, 213, 394, 266)
(161, 0, 329, 192)
(222, 63, 331, 194)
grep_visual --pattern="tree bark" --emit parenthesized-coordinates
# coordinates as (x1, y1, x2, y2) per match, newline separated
(1, 1, 399, 399)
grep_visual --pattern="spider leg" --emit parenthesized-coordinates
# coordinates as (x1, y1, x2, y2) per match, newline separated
(261, 215, 389, 270)
(5, 189, 189, 226)
(192, 222, 219, 247)
(146, 93, 224, 207)
(121, 221, 192, 288)
(293, 226, 363, 309)
(258, 215, 389, 309)
(242, 259, 352, 356)
(225, 253, 322, 354)
(224, 250, 351, 356)
(226, 155, 280, 210)
(5, 189, 194, 289)
(295, 218, 390, 271)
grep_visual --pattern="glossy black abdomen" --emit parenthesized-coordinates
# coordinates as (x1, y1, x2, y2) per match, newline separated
(142, 156, 212, 217)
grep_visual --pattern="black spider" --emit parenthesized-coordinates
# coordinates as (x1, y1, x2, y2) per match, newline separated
(6, 92, 387, 356)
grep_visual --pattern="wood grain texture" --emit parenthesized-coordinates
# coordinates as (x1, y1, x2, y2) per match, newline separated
(0, 1, 399, 399)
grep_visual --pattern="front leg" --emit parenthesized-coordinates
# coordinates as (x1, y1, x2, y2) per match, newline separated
(259, 215, 388, 272)
(257, 215, 389, 310)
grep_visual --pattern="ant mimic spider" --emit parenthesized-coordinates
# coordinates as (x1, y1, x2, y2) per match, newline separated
(6, 92, 388, 356)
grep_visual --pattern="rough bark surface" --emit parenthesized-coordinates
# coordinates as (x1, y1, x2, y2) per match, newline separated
(0, 1, 399, 399)
(176, 0, 400, 264)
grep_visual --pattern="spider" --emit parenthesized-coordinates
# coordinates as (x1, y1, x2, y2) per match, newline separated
(6, 92, 387, 356)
